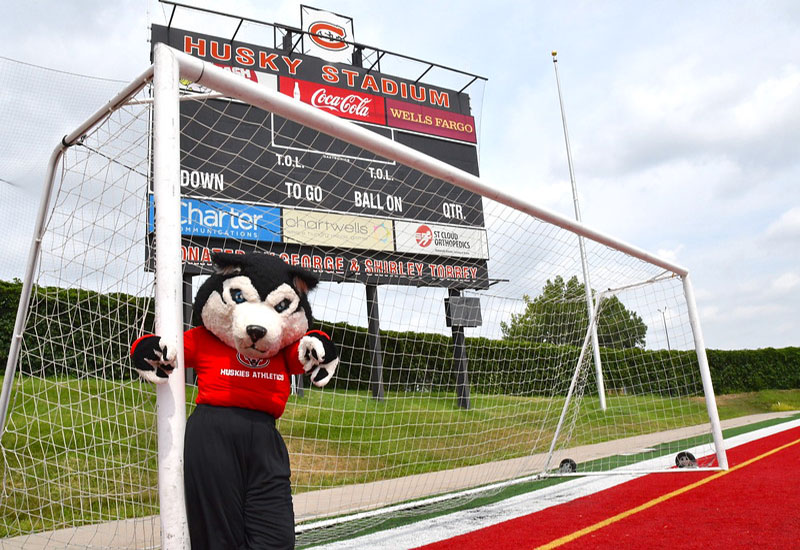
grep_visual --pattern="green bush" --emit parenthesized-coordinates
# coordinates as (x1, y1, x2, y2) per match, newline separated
(0, 281, 18, 362)
(707, 347, 800, 393)
(0, 280, 154, 379)
(2, 280, 798, 394)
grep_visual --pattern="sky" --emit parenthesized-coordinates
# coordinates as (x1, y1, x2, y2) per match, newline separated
(0, 0, 798, 350)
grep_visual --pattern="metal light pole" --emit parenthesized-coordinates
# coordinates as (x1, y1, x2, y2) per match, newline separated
(552, 50, 606, 411)
(658, 307, 671, 351)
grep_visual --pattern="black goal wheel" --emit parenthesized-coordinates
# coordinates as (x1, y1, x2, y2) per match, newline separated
(558, 458, 577, 473)
(675, 451, 697, 468)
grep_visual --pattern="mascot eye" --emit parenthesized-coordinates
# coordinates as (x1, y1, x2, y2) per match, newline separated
(274, 298, 292, 313)
(230, 289, 246, 304)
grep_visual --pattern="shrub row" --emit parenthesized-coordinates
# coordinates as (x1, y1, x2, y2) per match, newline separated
(1, 280, 798, 395)
(0, 279, 154, 381)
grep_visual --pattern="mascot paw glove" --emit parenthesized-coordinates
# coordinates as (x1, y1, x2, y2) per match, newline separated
(131, 335, 177, 385)
(298, 330, 339, 387)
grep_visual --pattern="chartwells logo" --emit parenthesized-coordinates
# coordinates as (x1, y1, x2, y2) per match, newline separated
(181, 169, 224, 191)
(284, 214, 369, 236)
(282, 209, 395, 251)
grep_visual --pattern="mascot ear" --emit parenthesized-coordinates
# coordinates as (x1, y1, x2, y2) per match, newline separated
(211, 252, 245, 275)
(291, 267, 318, 297)
(190, 252, 245, 327)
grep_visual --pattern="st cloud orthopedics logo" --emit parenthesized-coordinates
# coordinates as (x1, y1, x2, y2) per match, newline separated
(179, 198, 281, 242)
(415, 224, 470, 251)
(414, 225, 433, 247)
(397, 220, 488, 259)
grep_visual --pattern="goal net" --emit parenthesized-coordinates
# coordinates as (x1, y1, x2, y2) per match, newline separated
(0, 45, 725, 549)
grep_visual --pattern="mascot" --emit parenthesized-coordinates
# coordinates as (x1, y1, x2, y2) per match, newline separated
(131, 252, 338, 549)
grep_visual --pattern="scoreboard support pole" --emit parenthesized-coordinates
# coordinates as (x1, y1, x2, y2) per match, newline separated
(449, 289, 471, 410)
(294, 371, 305, 397)
(365, 284, 385, 401)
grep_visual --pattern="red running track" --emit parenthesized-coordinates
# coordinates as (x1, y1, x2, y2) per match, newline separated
(413, 426, 800, 550)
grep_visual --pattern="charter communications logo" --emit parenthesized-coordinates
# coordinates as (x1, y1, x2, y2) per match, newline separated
(178, 198, 281, 242)
(283, 209, 394, 252)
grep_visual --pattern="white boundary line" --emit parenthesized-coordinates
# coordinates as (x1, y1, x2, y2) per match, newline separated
(308, 416, 800, 550)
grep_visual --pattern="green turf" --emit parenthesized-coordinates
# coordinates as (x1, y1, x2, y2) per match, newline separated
(296, 410, 800, 548)
(1, 375, 798, 540)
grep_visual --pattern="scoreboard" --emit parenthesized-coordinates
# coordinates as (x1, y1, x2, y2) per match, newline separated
(150, 24, 489, 289)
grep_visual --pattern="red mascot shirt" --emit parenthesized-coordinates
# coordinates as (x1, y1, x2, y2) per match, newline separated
(184, 326, 306, 419)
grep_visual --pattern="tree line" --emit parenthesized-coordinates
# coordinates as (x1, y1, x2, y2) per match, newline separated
(500, 275, 647, 349)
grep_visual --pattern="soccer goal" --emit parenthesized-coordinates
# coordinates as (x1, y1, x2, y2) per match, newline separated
(1, 44, 726, 549)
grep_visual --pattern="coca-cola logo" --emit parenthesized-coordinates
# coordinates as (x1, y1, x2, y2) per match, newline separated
(311, 88, 372, 118)
(281, 78, 385, 124)
(415, 225, 433, 248)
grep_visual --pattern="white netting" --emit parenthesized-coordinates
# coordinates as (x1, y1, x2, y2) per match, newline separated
(1, 87, 160, 548)
(1, 60, 720, 549)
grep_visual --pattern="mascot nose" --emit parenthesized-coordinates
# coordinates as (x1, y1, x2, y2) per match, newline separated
(246, 325, 267, 342)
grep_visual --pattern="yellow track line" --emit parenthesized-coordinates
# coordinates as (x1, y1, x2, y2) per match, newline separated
(535, 436, 800, 550)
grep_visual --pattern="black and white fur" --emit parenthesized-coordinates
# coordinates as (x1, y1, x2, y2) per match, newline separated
(132, 252, 338, 387)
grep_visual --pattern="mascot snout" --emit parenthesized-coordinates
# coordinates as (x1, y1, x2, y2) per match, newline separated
(230, 301, 288, 358)
(246, 324, 267, 342)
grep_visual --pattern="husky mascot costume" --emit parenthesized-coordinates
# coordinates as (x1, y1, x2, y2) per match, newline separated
(131, 252, 338, 549)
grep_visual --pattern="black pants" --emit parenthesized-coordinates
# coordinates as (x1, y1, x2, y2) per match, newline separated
(184, 404, 295, 550)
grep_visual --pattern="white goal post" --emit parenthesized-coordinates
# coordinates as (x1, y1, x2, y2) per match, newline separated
(0, 43, 727, 549)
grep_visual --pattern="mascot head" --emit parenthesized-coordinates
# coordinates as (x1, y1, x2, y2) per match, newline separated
(193, 252, 318, 359)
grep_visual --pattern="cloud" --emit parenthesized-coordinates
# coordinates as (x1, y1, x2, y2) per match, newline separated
(722, 303, 787, 322)
(764, 206, 800, 242)
(654, 245, 685, 266)
(770, 272, 800, 294)
(700, 305, 721, 322)
(571, 19, 800, 188)
(0, 57, 132, 283)
(733, 65, 800, 134)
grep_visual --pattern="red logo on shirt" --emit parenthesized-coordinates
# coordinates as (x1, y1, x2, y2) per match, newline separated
(236, 353, 271, 369)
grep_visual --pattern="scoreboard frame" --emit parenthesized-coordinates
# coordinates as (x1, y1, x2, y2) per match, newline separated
(150, 21, 490, 289)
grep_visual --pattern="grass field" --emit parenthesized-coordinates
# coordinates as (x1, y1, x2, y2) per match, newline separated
(281, 388, 707, 488)
(1, 374, 798, 537)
